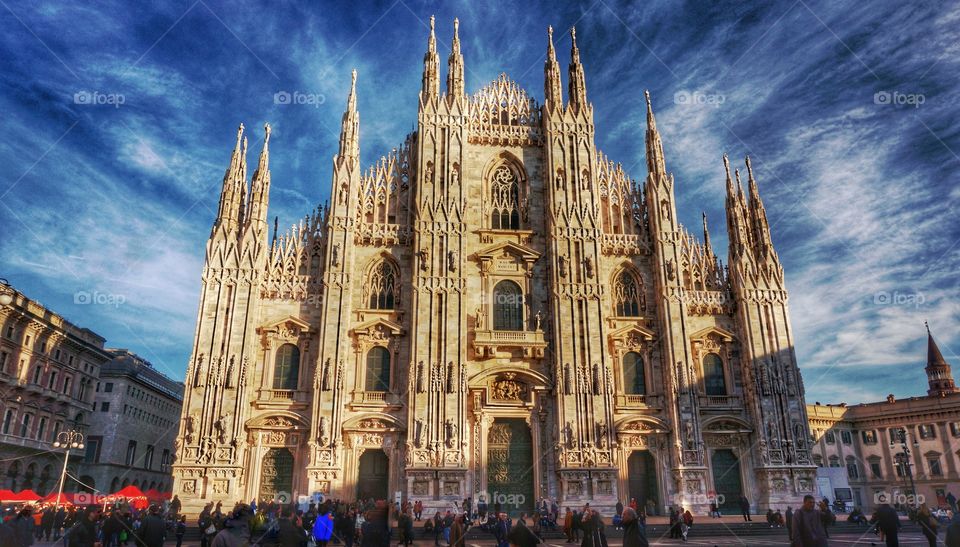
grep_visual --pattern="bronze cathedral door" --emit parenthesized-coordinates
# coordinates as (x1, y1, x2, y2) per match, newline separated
(258, 448, 294, 503)
(486, 418, 534, 514)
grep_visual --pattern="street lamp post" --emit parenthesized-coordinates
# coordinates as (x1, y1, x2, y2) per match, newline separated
(897, 429, 918, 508)
(52, 430, 84, 514)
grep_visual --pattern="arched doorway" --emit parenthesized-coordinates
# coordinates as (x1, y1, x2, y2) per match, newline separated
(487, 418, 534, 515)
(711, 449, 743, 514)
(259, 448, 294, 503)
(627, 451, 659, 515)
(356, 450, 389, 501)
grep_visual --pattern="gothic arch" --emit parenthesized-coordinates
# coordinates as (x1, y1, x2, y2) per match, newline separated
(341, 413, 405, 432)
(482, 152, 528, 230)
(245, 412, 309, 430)
(614, 416, 670, 433)
(701, 416, 753, 432)
(468, 365, 550, 388)
(611, 264, 646, 317)
(362, 254, 401, 310)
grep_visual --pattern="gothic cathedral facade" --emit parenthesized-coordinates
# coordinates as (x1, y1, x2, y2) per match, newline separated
(172, 19, 817, 515)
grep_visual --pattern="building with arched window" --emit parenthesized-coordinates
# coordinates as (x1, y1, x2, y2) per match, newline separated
(174, 19, 817, 516)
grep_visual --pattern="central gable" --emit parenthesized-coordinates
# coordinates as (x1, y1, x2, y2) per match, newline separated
(469, 73, 542, 146)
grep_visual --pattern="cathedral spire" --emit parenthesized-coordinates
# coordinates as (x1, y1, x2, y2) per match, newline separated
(215, 123, 247, 233)
(745, 156, 773, 255)
(338, 70, 360, 163)
(724, 155, 750, 257)
(644, 91, 666, 178)
(702, 212, 713, 257)
(446, 18, 465, 100)
(246, 123, 271, 229)
(567, 26, 588, 112)
(544, 25, 563, 111)
(421, 15, 440, 101)
(925, 322, 958, 396)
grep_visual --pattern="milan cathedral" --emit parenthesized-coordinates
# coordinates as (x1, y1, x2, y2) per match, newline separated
(172, 18, 817, 515)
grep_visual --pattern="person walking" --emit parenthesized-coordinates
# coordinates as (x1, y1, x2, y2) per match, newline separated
(917, 504, 938, 547)
(506, 514, 538, 547)
(563, 509, 573, 543)
(620, 508, 648, 547)
(791, 495, 829, 547)
(785, 507, 794, 541)
(210, 505, 252, 547)
(945, 512, 960, 547)
(11, 509, 33, 547)
(448, 514, 465, 547)
(874, 501, 900, 547)
(738, 496, 751, 522)
(579, 510, 607, 547)
(493, 513, 510, 547)
(174, 516, 187, 547)
(67, 508, 102, 547)
(313, 507, 334, 547)
(136, 506, 167, 547)
(277, 510, 306, 547)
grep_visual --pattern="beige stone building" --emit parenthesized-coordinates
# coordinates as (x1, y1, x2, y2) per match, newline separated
(0, 283, 110, 494)
(172, 20, 816, 515)
(808, 327, 960, 511)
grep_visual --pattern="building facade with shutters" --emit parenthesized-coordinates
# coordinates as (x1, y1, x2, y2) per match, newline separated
(172, 19, 816, 515)
(81, 349, 184, 496)
(808, 327, 960, 511)
(0, 284, 110, 495)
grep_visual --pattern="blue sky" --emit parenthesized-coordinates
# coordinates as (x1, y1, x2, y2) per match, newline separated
(1, 0, 958, 403)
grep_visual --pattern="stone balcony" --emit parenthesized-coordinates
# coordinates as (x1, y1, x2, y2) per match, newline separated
(698, 394, 742, 409)
(615, 394, 663, 409)
(350, 390, 403, 410)
(254, 389, 310, 410)
(473, 329, 547, 359)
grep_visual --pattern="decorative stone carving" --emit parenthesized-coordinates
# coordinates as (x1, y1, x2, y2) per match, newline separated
(491, 373, 526, 401)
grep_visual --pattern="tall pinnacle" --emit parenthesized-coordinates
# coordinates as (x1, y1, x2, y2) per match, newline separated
(215, 123, 247, 232)
(447, 18, 465, 99)
(421, 15, 440, 99)
(567, 26, 587, 111)
(338, 70, 360, 162)
(544, 25, 563, 110)
(702, 212, 713, 256)
(247, 123, 272, 228)
(644, 91, 666, 178)
(745, 156, 773, 255)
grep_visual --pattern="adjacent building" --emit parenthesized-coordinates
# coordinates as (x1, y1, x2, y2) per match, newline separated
(808, 327, 960, 511)
(0, 282, 184, 497)
(0, 285, 110, 494)
(83, 349, 184, 495)
(173, 19, 816, 515)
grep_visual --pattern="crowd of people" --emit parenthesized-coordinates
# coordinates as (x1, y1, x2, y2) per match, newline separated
(0, 492, 956, 547)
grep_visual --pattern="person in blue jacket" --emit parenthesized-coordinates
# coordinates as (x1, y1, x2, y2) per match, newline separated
(313, 506, 334, 547)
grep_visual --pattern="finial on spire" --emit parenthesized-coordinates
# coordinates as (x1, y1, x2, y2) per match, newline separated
(925, 320, 931, 334)
(570, 26, 580, 62)
(236, 123, 244, 145)
(264, 122, 271, 143)
(745, 155, 756, 182)
(702, 211, 713, 253)
(430, 14, 435, 31)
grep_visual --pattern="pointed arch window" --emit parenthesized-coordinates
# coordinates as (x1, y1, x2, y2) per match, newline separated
(365, 347, 391, 392)
(622, 352, 646, 395)
(273, 344, 300, 390)
(367, 261, 399, 309)
(493, 280, 524, 331)
(490, 165, 521, 230)
(613, 271, 644, 316)
(703, 353, 727, 396)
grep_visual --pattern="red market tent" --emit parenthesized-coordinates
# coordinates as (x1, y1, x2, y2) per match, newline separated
(144, 489, 163, 501)
(9, 490, 41, 502)
(110, 485, 148, 509)
(0, 490, 16, 502)
(41, 493, 74, 506)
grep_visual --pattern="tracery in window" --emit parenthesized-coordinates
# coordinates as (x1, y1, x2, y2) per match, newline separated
(490, 165, 521, 230)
